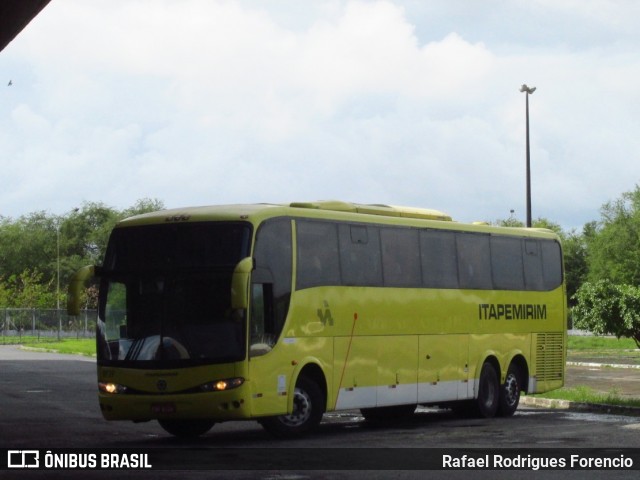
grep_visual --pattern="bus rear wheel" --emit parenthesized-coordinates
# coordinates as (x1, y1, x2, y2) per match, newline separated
(498, 363, 522, 417)
(260, 376, 325, 438)
(157, 419, 215, 438)
(475, 361, 499, 418)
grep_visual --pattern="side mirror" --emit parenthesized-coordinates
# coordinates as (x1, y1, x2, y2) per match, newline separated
(67, 265, 96, 316)
(231, 257, 254, 310)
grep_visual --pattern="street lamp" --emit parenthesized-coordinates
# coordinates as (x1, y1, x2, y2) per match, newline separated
(520, 84, 536, 228)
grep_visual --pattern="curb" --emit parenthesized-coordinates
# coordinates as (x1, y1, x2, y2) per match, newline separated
(19, 345, 96, 358)
(567, 361, 640, 369)
(521, 396, 640, 416)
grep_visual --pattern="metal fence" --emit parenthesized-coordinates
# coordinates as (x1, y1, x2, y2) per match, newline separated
(0, 308, 97, 343)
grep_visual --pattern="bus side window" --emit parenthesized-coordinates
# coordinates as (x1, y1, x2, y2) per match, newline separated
(523, 240, 545, 290)
(491, 236, 525, 290)
(339, 224, 382, 286)
(420, 230, 458, 288)
(456, 232, 492, 290)
(296, 220, 341, 289)
(541, 240, 563, 290)
(381, 228, 421, 287)
(250, 218, 292, 357)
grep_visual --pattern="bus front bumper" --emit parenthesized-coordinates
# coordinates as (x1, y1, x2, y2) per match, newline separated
(98, 384, 252, 422)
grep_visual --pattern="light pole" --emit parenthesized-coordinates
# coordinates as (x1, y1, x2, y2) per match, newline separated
(56, 217, 61, 340)
(57, 221, 60, 310)
(520, 84, 536, 228)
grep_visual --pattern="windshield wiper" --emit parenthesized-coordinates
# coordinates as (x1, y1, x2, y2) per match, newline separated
(124, 337, 146, 361)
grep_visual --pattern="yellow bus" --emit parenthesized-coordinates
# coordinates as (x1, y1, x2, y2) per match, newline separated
(68, 200, 566, 438)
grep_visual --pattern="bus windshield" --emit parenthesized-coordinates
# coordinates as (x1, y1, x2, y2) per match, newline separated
(97, 222, 252, 368)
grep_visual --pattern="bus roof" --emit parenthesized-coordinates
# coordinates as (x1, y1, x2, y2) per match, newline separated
(119, 201, 451, 226)
(289, 200, 452, 221)
(117, 201, 558, 239)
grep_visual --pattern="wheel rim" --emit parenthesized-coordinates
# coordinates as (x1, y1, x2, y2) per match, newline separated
(503, 373, 519, 406)
(279, 387, 312, 427)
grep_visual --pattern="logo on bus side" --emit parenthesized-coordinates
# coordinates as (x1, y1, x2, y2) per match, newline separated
(317, 301, 334, 326)
(478, 303, 547, 320)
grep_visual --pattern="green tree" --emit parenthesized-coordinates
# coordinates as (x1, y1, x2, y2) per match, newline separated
(1, 269, 56, 308)
(586, 185, 640, 284)
(572, 279, 640, 347)
(562, 228, 588, 305)
(496, 217, 524, 228)
(0, 278, 10, 307)
(494, 216, 561, 234)
(0, 199, 165, 308)
(122, 198, 165, 218)
(0, 212, 57, 283)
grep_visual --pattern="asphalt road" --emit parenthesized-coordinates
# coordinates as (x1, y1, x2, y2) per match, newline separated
(1, 345, 640, 479)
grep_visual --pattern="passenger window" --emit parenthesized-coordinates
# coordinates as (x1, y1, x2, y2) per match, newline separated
(491, 236, 524, 290)
(381, 228, 421, 287)
(541, 240, 563, 290)
(457, 233, 492, 289)
(339, 224, 382, 286)
(420, 230, 458, 288)
(296, 220, 341, 289)
(523, 240, 545, 290)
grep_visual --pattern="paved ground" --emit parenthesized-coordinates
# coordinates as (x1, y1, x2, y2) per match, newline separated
(3, 344, 639, 400)
(3, 343, 640, 480)
(565, 362, 640, 399)
(566, 346, 640, 400)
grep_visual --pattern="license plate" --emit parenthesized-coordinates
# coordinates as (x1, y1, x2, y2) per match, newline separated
(151, 403, 177, 414)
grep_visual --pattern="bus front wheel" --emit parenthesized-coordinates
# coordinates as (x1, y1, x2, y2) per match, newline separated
(475, 361, 499, 418)
(157, 419, 215, 438)
(260, 376, 325, 438)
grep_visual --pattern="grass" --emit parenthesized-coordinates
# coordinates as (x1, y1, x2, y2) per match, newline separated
(21, 338, 96, 357)
(568, 336, 638, 350)
(529, 385, 640, 409)
(567, 335, 640, 365)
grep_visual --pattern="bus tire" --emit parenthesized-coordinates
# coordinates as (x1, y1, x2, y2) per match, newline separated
(498, 363, 522, 417)
(157, 419, 215, 438)
(475, 361, 499, 418)
(260, 376, 325, 438)
(361, 404, 416, 422)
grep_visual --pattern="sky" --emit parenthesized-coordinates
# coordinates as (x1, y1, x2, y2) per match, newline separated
(2, 0, 640, 230)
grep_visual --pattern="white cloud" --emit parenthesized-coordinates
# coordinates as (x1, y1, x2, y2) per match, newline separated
(1, 0, 639, 230)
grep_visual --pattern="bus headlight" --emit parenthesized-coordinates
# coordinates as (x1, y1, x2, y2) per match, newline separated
(98, 382, 128, 394)
(200, 377, 244, 392)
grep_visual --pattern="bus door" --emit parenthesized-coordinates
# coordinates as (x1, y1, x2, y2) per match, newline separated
(247, 279, 290, 417)
(246, 218, 294, 417)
